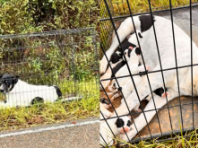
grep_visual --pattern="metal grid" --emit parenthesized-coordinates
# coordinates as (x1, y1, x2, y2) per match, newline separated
(100, 0, 198, 147)
(0, 27, 99, 108)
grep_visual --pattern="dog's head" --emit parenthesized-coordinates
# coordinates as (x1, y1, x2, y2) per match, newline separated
(0, 74, 19, 93)
(115, 116, 131, 134)
(123, 46, 133, 61)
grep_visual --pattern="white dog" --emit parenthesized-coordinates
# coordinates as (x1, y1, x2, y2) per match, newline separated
(0, 73, 62, 108)
(100, 116, 132, 146)
(100, 14, 198, 142)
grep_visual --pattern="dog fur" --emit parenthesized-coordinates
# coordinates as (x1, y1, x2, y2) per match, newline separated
(0, 74, 62, 108)
(100, 14, 198, 143)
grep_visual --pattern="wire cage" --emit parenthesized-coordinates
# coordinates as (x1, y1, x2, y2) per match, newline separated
(0, 27, 99, 108)
(100, 0, 198, 147)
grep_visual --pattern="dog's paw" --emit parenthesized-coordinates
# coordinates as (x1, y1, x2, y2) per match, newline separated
(100, 58, 108, 74)
(104, 111, 112, 118)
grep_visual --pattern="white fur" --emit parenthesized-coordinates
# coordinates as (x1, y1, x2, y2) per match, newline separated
(100, 103, 112, 120)
(112, 47, 147, 87)
(100, 116, 131, 146)
(0, 79, 59, 108)
(119, 88, 177, 142)
(128, 29, 143, 47)
(100, 16, 142, 74)
(101, 14, 198, 142)
(100, 60, 122, 89)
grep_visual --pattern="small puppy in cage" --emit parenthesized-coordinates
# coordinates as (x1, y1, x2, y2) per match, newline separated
(129, 87, 168, 112)
(100, 31, 143, 90)
(111, 46, 149, 89)
(100, 115, 132, 146)
(101, 45, 139, 90)
(0, 73, 62, 108)
(110, 39, 137, 64)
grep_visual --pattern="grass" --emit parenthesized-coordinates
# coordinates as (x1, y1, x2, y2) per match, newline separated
(0, 78, 99, 131)
(110, 130, 198, 148)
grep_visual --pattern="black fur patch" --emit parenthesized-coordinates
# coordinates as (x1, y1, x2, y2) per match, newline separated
(31, 97, 44, 105)
(139, 15, 155, 32)
(110, 52, 122, 64)
(117, 40, 136, 53)
(127, 120, 131, 126)
(138, 62, 141, 66)
(111, 61, 126, 78)
(0, 74, 19, 93)
(54, 86, 62, 97)
(138, 32, 143, 38)
(154, 87, 167, 97)
(127, 49, 132, 57)
(115, 118, 124, 128)
(135, 47, 141, 55)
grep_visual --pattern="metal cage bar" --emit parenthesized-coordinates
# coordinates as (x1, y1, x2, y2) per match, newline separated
(100, 0, 198, 146)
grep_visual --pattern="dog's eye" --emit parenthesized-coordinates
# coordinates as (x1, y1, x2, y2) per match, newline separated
(127, 120, 131, 126)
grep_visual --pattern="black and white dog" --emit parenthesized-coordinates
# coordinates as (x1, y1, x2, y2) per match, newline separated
(0, 74, 62, 108)
(100, 116, 131, 146)
(100, 14, 198, 143)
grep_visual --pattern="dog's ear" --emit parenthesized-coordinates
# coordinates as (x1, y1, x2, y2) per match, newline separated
(13, 75, 19, 84)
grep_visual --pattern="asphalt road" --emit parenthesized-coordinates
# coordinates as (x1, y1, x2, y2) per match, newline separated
(0, 119, 99, 148)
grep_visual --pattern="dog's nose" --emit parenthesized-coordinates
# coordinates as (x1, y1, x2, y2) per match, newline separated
(0, 90, 4, 93)
(120, 127, 130, 133)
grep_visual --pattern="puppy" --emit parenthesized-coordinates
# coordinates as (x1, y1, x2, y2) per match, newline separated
(100, 116, 131, 146)
(112, 46, 148, 88)
(0, 74, 62, 108)
(100, 92, 121, 119)
(110, 40, 137, 64)
(132, 87, 168, 112)
(101, 44, 137, 90)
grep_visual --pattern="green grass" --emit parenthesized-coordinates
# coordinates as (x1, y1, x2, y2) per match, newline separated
(110, 130, 198, 148)
(0, 78, 99, 131)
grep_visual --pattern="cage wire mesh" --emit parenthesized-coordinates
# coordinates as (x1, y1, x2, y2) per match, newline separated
(0, 27, 99, 108)
(100, 0, 198, 147)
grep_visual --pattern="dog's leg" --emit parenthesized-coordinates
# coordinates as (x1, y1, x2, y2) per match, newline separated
(119, 89, 178, 142)
(110, 93, 121, 102)
(100, 16, 141, 74)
